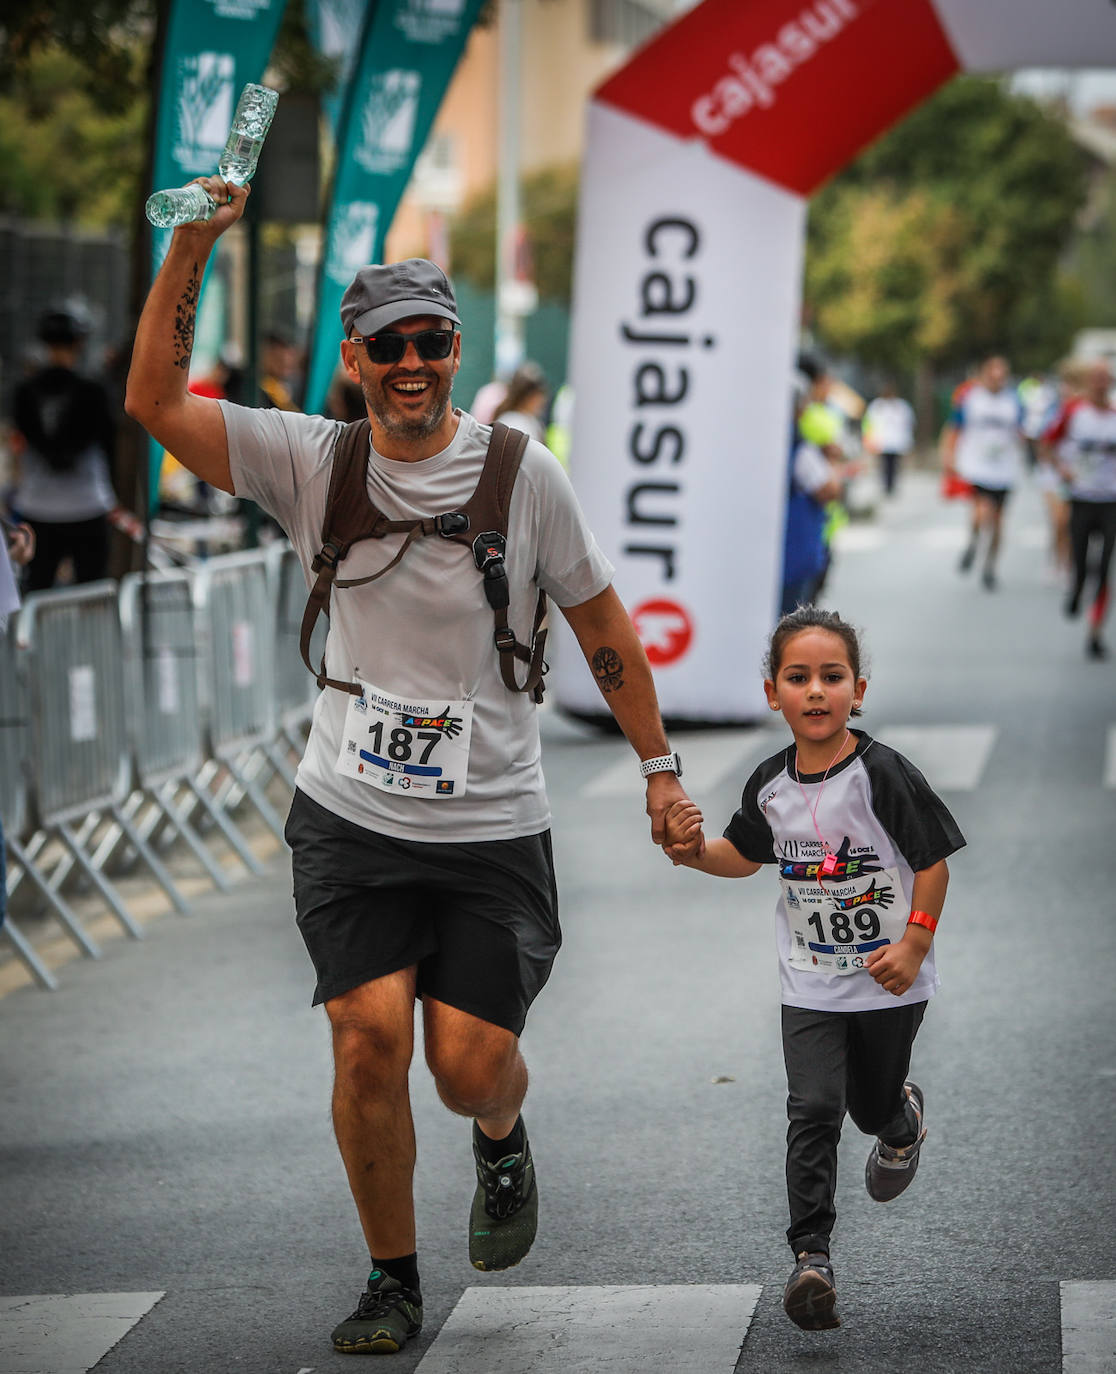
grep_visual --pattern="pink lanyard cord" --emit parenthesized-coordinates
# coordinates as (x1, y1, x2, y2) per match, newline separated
(793, 729, 850, 855)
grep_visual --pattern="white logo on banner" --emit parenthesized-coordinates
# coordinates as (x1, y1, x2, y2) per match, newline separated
(206, 0, 271, 19)
(174, 52, 235, 172)
(326, 203, 380, 284)
(356, 70, 422, 175)
(691, 0, 861, 137)
(316, 0, 364, 71)
(394, 0, 467, 45)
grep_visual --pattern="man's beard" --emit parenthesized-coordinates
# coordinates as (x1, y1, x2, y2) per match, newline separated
(362, 369, 453, 441)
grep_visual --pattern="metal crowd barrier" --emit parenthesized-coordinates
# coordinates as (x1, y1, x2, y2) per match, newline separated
(263, 543, 320, 789)
(0, 616, 58, 990)
(0, 585, 187, 984)
(0, 544, 315, 991)
(118, 571, 240, 889)
(192, 549, 288, 851)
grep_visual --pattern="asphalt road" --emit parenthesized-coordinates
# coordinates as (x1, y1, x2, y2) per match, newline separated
(1, 470, 1113, 1373)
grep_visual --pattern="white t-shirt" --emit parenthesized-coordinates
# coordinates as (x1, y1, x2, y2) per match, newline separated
(723, 731, 965, 1013)
(1043, 398, 1116, 502)
(222, 403, 614, 842)
(953, 385, 1025, 491)
(792, 441, 832, 496)
(863, 397, 914, 454)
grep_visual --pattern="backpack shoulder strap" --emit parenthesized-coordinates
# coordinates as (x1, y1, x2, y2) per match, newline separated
(456, 422, 549, 703)
(300, 419, 377, 696)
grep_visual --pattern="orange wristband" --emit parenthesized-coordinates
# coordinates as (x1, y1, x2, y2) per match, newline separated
(907, 909, 938, 934)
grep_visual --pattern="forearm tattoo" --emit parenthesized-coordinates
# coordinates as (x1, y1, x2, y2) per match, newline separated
(592, 645, 625, 693)
(174, 264, 201, 370)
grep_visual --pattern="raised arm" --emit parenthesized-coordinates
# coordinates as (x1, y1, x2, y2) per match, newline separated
(124, 176, 250, 493)
(560, 584, 693, 845)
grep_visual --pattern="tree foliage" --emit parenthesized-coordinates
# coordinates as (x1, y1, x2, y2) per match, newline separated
(0, 44, 149, 226)
(806, 77, 1090, 374)
(0, 0, 155, 115)
(449, 163, 580, 304)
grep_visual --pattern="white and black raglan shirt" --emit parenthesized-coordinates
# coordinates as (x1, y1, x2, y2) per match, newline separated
(723, 730, 965, 1013)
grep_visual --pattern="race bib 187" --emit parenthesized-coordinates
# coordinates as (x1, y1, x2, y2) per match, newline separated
(336, 679, 474, 799)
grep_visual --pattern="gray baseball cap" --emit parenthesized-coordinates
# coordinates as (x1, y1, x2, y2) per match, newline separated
(340, 259, 462, 337)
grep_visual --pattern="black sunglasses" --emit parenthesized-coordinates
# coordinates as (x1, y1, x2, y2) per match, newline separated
(350, 328, 457, 365)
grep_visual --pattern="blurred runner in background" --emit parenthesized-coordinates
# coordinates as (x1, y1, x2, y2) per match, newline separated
(1041, 358, 1116, 660)
(940, 355, 1026, 591)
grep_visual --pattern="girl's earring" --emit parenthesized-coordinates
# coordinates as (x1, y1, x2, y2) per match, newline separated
(770, 701, 780, 710)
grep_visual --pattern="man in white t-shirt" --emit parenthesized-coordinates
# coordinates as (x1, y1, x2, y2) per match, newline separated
(862, 381, 915, 497)
(126, 176, 691, 1357)
(1041, 358, 1116, 659)
(941, 354, 1025, 591)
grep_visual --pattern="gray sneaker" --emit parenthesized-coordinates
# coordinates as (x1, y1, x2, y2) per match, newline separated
(865, 1081, 926, 1202)
(783, 1251, 840, 1330)
(330, 1269, 422, 1355)
(469, 1121, 538, 1272)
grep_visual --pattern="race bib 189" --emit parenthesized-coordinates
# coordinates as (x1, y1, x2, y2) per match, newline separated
(781, 861, 907, 975)
(336, 679, 474, 799)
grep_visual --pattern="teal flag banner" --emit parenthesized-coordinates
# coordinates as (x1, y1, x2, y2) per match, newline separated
(306, 0, 364, 138)
(147, 0, 288, 507)
(303, 0, 483, 418)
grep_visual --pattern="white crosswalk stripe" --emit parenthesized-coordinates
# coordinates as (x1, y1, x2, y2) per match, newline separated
(582, 728, 774, 799)
(0, 1292, 164, 1374)
(1060, 1281, 1116, 1372)
(414, 1284, 762, 1373)
(873, 724, 997, 791)
(1105, 727, 1116, 788)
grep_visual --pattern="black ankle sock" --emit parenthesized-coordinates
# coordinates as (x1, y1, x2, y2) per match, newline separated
(475, 1114, 525, 1163)
(372, 1252, 420, 1297)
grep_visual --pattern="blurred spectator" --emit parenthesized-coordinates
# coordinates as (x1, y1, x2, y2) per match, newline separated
(782, 389, 846, 615)
(492, 364, 548, 442)
(546, 382, 574, 471)
(862, 380, 915, 497)
(0, 518, 34, 932)
(326, 362, 367, 422)
(471, 375, 507, 424)
(6, 304, 118, 590)
(260, 331, 301, 411)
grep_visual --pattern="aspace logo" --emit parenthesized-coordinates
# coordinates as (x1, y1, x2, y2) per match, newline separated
(632, 599, 693, 667)
(691, 0, 859, 138)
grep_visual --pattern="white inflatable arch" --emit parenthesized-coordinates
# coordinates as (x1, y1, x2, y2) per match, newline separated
(556, 0, 1115, 722)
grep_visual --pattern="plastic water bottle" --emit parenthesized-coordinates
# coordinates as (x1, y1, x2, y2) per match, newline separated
(145, 83, 279, 229)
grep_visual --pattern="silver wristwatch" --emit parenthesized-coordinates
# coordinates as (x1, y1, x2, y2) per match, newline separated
(639, 751, 682, 779)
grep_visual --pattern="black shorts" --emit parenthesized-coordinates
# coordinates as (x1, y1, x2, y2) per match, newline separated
(969, 483, 1011, 507)
(284, 789, 561, 1035)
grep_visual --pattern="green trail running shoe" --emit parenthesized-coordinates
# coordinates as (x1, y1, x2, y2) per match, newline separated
(469, 1121, 538, 1272)
(330, 1270, 422, 1355)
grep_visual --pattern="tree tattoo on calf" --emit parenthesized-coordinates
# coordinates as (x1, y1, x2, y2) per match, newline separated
(592, 646, 624, 693)
(174, 264, 200, 370)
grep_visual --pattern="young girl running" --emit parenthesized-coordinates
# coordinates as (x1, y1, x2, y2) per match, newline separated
(663, 606, 964, 1332)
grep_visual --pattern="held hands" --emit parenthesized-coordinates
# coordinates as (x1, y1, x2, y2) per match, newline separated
(865, 927, 930, 997)
(644, 772, 693, 846)
(661, 798, 706, 865)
